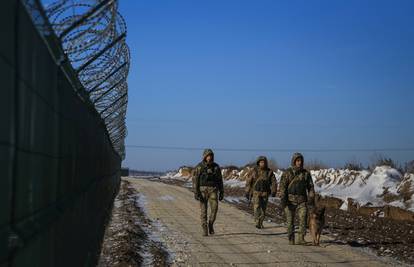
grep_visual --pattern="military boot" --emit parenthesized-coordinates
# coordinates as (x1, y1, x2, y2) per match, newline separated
(202, 226, 208, 236)
(259, 219, 264, 229)
(208, 222, 215, 235)
(288, 233, 295, 245)
(254, 219, 260, 229)
(296, 234, 306, 245)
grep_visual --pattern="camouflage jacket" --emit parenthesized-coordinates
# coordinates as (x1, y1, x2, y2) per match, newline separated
(279, 167, 315, 204)
(245, 167, 277, 195)
(193, 161, 224, 193)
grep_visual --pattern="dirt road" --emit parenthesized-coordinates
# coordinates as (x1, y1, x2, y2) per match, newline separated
(125, 178, 397, 266)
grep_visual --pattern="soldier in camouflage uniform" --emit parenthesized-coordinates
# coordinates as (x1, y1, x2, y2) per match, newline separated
(279, 153, 315, 245)
(245, 156, 277, 229)
(193, 149, 224, 236)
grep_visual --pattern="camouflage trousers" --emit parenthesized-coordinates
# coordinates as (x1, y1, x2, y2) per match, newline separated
(199, 186, 218, 232)
(252, 191, 269, 227)
(284, 202, 307, 240)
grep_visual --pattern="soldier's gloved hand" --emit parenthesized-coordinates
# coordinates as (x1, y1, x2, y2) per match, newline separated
(219, 191, 224, 201)
(271, 192, 276, 198)
(195, 191, 202, 201)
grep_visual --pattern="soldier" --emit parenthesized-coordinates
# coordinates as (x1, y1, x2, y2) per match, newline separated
(193, 149, 224, 236)
(245, 156, 277, 229)
(279, 153, 315, 245)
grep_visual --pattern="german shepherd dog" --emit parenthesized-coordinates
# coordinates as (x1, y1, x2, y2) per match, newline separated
(308, 206, 326, 246)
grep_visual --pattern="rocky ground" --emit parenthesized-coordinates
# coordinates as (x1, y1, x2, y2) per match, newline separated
(98, 180, 171, 267)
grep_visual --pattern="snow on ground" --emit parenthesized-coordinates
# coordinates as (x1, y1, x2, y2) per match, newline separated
(313, 166, 402, 207)
(161, 170, 191, 180)
(165, 165, 414, 211)
(132, 188, 175, 265)
(159, 195, 175, 201)
(224, 196, 244, 204)
(224, 179, 246, 188)
(274, 169, 283, 183)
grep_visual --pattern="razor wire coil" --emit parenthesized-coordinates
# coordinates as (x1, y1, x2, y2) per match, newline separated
(40, 0, 129, 159)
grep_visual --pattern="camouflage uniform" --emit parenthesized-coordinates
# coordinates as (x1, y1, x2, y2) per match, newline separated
(245, 156, 277, 229)
(279, 153, 315, 245)
(194, 149, 224, 236)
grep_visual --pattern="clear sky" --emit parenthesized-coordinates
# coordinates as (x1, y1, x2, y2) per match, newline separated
(120, 0, 414, 171)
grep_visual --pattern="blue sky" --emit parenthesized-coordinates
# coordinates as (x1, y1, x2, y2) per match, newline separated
(120, 0, 414, 171)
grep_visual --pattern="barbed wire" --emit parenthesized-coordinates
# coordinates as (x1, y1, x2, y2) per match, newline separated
(40, 0, 129, 159)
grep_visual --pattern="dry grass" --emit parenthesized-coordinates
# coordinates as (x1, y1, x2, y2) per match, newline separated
(399, 180, 414, 202)
(343, 160, 364, 171)
(369, 154, 402, 172)
(405, 160, 414, 174)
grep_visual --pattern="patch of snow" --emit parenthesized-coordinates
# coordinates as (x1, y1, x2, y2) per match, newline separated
(132, 192, 174, 265)
(222, 169, 241, 179)
(224, 179, 246, 188)
(314, 166, 403, 208)
(224, 196, 244, 204)
(159, 195, 175, 201)
(160, 170, 190, 180)
(133, 192, 148, 213)
(340, 201, 348, 211)
(268, 197, 281, 204)
(274, 169, 283, 183)
(184, 181, 193, 188)
(388, 200, 405, 209)
(169, 165, 414, 212)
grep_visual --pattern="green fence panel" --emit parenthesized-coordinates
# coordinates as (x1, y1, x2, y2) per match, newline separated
(1, 0, 123, 266)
